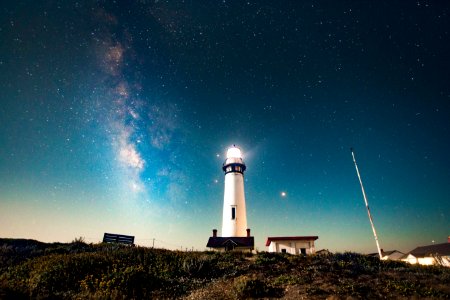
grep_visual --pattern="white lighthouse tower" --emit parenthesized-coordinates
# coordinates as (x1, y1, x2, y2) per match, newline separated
(221, 145, 248, 237)
(206, 145, 254, 251)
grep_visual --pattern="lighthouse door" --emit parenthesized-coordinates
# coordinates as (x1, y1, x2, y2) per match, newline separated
(224, 240, 236, 251)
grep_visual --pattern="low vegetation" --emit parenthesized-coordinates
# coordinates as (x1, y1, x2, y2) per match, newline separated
(1, 238, 449, 299)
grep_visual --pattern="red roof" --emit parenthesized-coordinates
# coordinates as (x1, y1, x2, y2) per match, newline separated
(265, 236, 319, 246)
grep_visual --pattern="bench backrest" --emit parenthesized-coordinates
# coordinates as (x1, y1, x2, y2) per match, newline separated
(103, 233, 135, 245)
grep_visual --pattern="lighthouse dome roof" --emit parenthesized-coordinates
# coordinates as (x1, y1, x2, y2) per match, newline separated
(224, 145, 245, 166)
(226, 146, 242, 159)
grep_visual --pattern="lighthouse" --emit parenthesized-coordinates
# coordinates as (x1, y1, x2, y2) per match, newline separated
(222, 145, 248, 237)
(207, 145, 254, 251)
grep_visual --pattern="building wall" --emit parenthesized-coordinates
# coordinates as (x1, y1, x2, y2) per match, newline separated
(403, 255, 450, 267)
(222, 172, 247, 237)
(405, 256, 436, 266)
(268, 242, 277, 253)
(268, 240, 316, 255)
(418, 257, 436, 266)
(381, 252, 404, 261)
(403, 254, 418, 264)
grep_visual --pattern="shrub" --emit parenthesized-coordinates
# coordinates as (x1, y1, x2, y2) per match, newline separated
(81, 264, 157, 298)
(336, 278, 372, 298)
(1, 240, 450, 299)
(254, 252, 287, 266)
(233, 275, 269, 299)
(27, 253, 110, 298)
(273, 274, 305, 286)
(181, 254, 214, 278)
(71, 237, 85, 244)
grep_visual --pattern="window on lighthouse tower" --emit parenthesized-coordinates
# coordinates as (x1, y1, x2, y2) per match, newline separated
(231, 207, 236, 220)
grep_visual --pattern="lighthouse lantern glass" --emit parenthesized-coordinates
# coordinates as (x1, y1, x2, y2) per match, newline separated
(227, 147, 242, 159)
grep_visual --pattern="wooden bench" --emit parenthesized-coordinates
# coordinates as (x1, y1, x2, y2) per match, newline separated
(103, 233, 135, 245)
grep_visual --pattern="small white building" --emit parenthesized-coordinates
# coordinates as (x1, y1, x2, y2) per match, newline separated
(266, 236, 318, 255)
(368, 250, 405, 261)
(381, 250, 405, 261)
(402, 242, 450, 267)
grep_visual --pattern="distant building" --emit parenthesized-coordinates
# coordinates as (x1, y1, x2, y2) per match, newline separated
(401, 242, 450, 267)
(368, 249, 405, 261)
(316, 249, 331, 255)
(266, 236, 318, 255)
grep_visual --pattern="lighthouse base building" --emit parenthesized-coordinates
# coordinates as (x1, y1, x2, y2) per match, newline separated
(207, 229, 254, 252)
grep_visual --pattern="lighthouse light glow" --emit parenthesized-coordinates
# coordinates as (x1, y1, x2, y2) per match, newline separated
(226, 147, 242, 159)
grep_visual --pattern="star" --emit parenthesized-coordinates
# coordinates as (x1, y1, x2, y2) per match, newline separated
(1, 0, 448, 255)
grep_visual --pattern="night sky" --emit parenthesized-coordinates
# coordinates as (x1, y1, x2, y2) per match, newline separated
(1, 1, 449, 253)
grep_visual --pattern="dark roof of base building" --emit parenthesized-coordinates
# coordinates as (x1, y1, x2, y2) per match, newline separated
(408, 243, 450, 257)
(207, 237, 254, 248)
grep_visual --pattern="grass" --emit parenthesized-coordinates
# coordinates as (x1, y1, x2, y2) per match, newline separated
(0, 238, 449, 299)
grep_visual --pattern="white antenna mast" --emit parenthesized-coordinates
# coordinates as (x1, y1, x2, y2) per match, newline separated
(351, 148, 383, 259)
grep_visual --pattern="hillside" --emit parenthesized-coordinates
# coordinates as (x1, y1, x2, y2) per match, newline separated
(1, 238, 449, 299)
